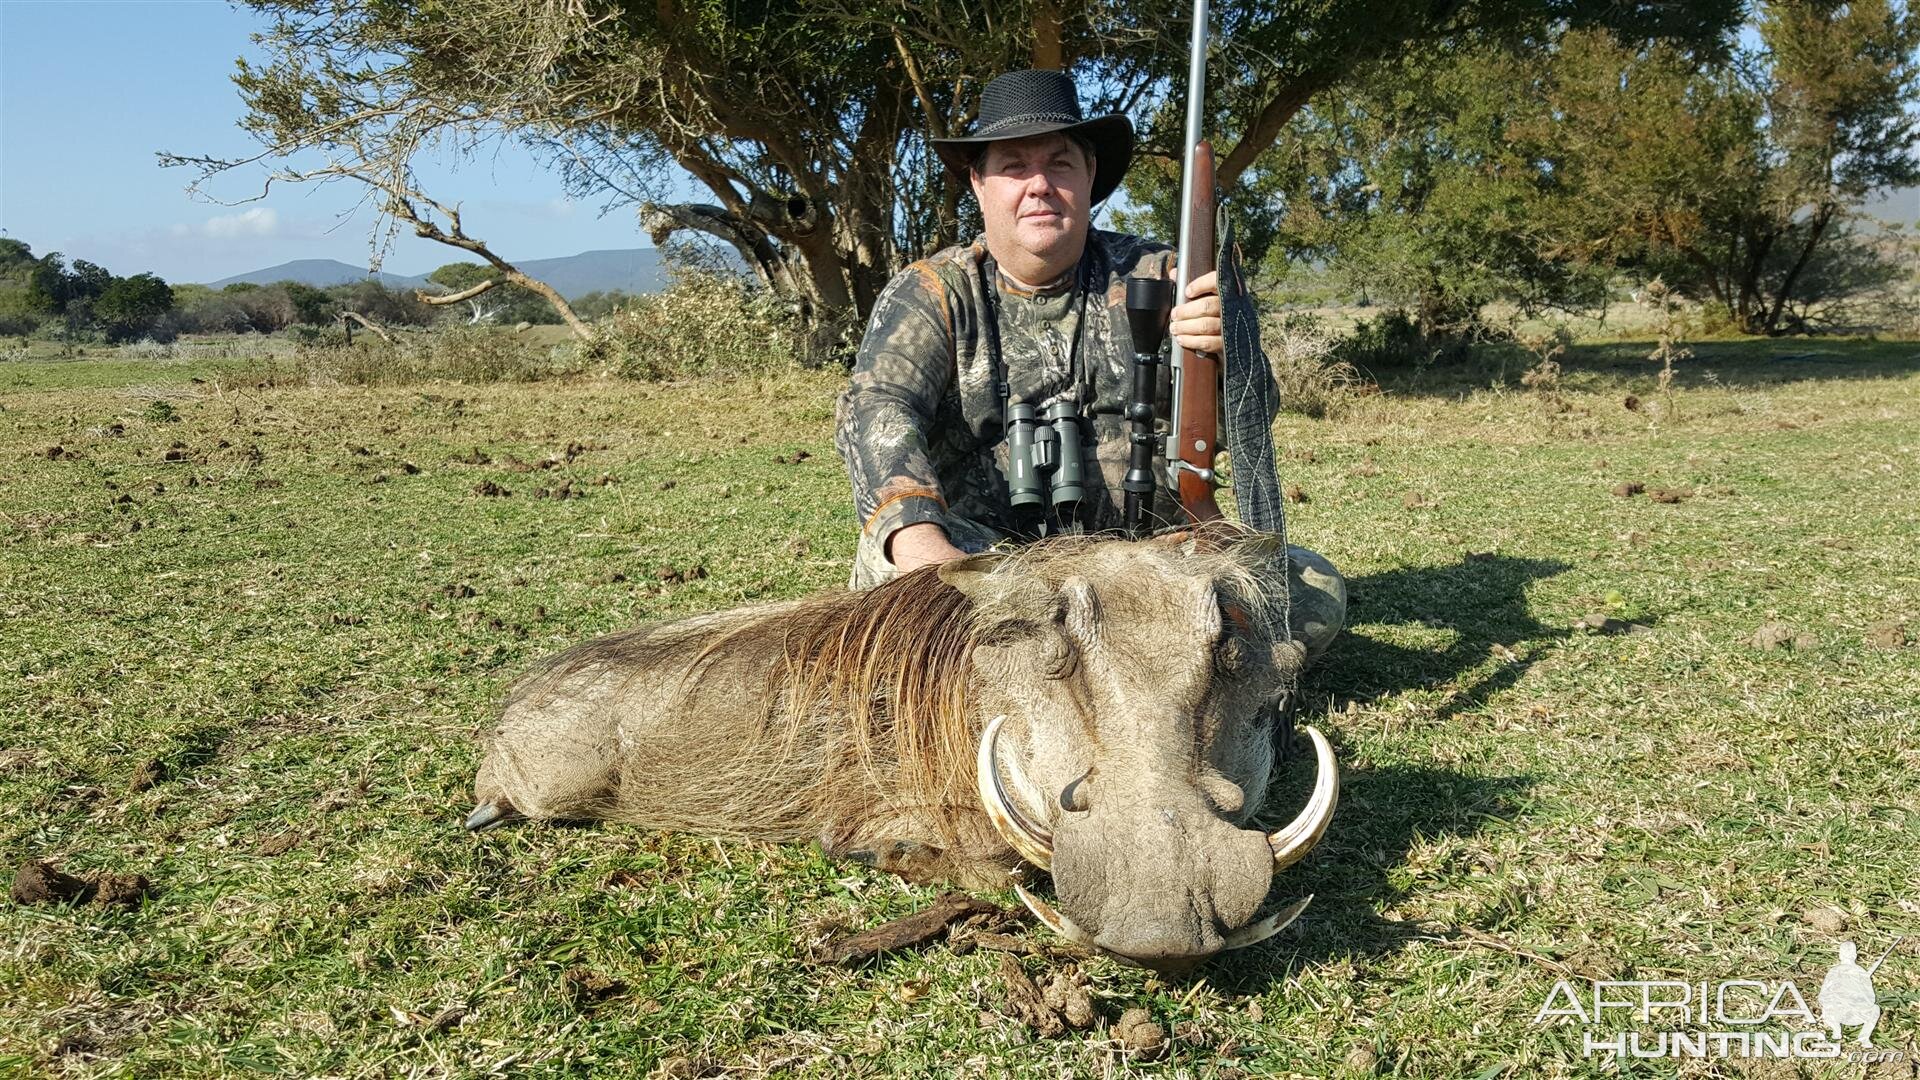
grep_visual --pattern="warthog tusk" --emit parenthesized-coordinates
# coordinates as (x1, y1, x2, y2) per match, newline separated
(1221, 895, 1313, 950)
(1268, 725, 1338, 870)
(1015, 884, 1098, 948)
(976, 715, 1054, 870)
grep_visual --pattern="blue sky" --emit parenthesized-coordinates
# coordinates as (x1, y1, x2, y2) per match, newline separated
(0, 0, 670, 284)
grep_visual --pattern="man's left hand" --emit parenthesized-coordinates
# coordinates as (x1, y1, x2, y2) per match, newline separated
(1168, 269, 1224, 356)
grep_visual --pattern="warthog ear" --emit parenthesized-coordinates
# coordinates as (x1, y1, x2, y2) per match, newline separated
(936, 551, 1011, 592)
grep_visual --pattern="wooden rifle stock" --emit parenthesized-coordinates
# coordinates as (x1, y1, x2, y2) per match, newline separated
(1173, 140, 1222, 523)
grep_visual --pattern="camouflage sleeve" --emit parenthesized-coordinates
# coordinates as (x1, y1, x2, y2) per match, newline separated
(833, 263, 956, 553)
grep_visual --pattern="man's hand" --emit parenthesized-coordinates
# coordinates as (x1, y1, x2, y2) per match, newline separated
(1168, 269, 1223, 355)
(887, 522, 967, 573)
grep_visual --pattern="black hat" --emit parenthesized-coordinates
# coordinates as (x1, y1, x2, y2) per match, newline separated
(929, 69, 1135, 206)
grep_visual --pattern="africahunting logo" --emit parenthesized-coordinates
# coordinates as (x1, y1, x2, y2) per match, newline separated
(1532, 938, 1905, 1063)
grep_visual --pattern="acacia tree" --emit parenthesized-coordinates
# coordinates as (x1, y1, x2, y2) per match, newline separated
(171, 0, 1744, 361)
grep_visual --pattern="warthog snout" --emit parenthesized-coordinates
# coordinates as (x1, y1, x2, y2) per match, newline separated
(977, 715, 1339, 969)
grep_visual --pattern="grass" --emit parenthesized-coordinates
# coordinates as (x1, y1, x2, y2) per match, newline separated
(1, 337, 1917, 1077)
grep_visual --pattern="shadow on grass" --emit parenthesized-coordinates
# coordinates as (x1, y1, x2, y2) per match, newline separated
(1208, 553, 1576, 988)
(1319, 553, 1579, 721)
(1211, 763, 1538, 992)
(1367, 337, 1920, 399)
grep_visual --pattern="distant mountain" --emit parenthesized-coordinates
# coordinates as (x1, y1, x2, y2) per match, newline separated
(512, 248, 667, 297)
(208, 259, 426, 290)
(205, 248, 668, 298)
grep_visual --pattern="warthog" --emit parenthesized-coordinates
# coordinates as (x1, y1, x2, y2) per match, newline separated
(468, 527, 1341, 969)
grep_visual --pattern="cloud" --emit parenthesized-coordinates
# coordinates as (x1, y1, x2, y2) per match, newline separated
(201, 207, 280, 239)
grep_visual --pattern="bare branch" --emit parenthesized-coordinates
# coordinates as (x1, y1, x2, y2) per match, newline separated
(418, 279, 500, 305)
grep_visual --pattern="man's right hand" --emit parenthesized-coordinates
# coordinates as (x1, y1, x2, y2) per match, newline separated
(887, 522, 968, 573)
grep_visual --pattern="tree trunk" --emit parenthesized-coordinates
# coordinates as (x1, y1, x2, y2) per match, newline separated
(1031, 2, 1064, 70)
(1762, 205, 1834, 335)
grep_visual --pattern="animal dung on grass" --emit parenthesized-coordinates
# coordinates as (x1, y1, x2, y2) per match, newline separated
(10, 860, 152, 908)
(1866, 621, 1909, 650)
(1750, 622, 1804, 651)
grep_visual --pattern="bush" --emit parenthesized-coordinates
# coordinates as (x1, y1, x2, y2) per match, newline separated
(1264, 314, 1367, 418)
(294, 325, 572, 386)
(1330, 309, 1470, 370)
(593, 270, 798, 379)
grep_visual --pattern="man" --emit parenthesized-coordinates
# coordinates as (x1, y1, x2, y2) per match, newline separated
(833, 69, 1344, 656)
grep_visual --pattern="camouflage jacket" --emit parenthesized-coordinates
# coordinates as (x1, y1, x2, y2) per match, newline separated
(835, 231, 1189, 556)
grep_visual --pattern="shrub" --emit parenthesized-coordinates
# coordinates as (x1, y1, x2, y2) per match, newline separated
(1330, 309, 1470, 370)
(294, 325, 571, 386)
(594, 270, 799, 380)
(1264, 314, 1366, 418)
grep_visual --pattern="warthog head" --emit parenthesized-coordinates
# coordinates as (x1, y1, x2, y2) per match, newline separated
(939, 530, 1338, 971)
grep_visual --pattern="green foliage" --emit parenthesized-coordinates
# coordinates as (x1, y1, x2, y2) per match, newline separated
(1330, 310, 1470, 370)
(94, 273, 178, 343)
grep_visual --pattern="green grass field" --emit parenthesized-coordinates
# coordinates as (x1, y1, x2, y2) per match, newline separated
(2, 338, 1917, 1077)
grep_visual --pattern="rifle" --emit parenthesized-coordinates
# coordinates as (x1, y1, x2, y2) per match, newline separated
(1123, 0, 1219, 533)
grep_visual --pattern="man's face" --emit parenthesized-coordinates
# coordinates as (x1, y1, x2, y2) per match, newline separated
(969, 134, 1095, 281)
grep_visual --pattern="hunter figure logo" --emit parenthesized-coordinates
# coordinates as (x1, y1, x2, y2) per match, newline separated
(1534, 935, 1905, 1063)
(1819, 941, 1890, 1047)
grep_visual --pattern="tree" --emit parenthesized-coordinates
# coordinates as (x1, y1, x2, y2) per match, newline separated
(1529, 2, 1918, 333)
(1184, 1, 1914, 340)
(94, 273, 177, 342)
(169, 0, 1743, 363)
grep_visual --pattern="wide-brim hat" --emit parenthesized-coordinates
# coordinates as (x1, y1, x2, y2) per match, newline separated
(930, 69, 1135, 206)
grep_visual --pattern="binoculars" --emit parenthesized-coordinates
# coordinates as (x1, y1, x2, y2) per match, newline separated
(1004, 400, 1086, 515)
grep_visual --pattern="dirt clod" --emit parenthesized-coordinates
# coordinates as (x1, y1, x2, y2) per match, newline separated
(1401, 491, 1430, 509)
(127, 758, 169, 793)
(1284, 484, 1308, 504)
(470, 480, 511, 497)
(1343, 1046, 1382, 1073)
(1612, 482, 1645, 498)
(1866, 621, 1908, 650)
(1803, 908, 1848, 933)
(441, 583, 476, 599)
(1041, 970, 1096, 1029)
(91, 872, 152, 907)
(999, 954, 1065, 1037)
(1623, 395, 1641, 412)
(1750, 623, 1796, 651)
(254, 833, 300, 856)
(10, 861, 151, 908)
(1648, 488, 1688, 503)
(1113, 1007, 1168, 1061)
(563, 965, 627, 1004)
(1575, 612, 1644, 635)
(10, 861, 93, 905)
